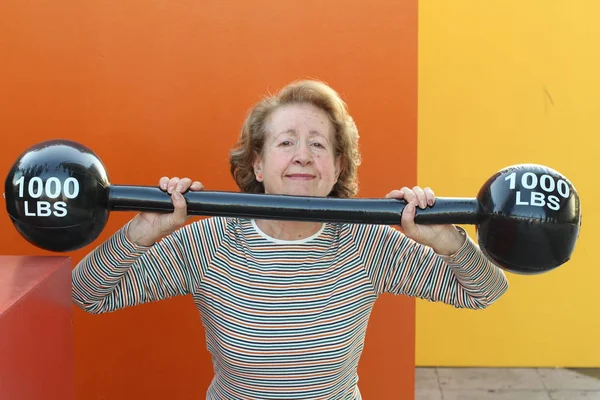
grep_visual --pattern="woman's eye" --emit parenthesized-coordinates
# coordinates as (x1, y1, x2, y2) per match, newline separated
(311, 142, 325, 148)
(280, 140, 292, 146)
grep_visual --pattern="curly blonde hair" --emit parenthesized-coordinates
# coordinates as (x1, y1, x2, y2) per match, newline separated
(229, 80, 362, 198)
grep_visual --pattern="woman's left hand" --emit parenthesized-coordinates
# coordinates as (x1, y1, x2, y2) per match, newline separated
(385, 186, 466, 255)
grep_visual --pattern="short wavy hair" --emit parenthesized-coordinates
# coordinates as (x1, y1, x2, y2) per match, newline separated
(229, 80, 362, 198)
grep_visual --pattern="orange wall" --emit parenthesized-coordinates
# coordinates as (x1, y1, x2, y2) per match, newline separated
(0, 1, 418, 399)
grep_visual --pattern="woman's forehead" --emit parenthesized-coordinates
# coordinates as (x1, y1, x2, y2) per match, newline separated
(266, 105, 334, 137)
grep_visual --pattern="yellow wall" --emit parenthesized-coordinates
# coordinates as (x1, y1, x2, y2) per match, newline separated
(417, 1, 599, 366)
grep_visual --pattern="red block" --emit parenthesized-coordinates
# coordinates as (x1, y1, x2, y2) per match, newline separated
(0, 256, 74, 400)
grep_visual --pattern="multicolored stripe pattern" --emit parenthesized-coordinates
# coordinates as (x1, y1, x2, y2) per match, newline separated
(72, 217, 508, 399)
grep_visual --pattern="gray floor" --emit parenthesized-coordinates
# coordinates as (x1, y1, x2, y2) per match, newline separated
(416, 367, 600, 399)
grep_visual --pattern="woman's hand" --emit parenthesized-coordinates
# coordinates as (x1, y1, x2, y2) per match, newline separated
(385, 186, 466, 255)
(127, 177, 204, 247)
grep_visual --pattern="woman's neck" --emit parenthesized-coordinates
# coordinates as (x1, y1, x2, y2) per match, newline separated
(254, 219, 323, 241)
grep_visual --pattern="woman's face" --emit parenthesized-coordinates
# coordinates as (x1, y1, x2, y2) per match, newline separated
(253, 103, 341, 197)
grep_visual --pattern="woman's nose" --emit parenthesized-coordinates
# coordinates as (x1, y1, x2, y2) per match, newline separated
(292, 142, 313, 165)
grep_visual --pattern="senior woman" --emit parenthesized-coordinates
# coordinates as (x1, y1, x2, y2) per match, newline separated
(72, 79, 509, 399)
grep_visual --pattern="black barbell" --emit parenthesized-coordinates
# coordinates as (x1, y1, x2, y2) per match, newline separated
(4, 139, 581, 275)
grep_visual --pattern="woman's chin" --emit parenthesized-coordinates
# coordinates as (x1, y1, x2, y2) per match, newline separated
(284, 188, 322, 197)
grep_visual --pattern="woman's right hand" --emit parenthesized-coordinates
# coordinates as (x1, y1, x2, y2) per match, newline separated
(127, 177, 204, 246)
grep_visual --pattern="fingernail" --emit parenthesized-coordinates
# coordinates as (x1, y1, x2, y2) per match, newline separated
(428, 199, 434, 206)
(420, 200, 426, 209)
(168, 185, 174, 193)
(176, 185, 183, 192)
(192, 182, 200, 188)
(406, 202, 414, 212)
(173, 190, 181, 199)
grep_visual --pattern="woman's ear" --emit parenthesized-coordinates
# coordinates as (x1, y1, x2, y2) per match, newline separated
(334, 157, 342, 182)
(253, 156, 263, 182)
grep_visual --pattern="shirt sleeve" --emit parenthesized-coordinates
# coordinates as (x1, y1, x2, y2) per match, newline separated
(71, 217, 224, 314)
(353, 224, 509, 309)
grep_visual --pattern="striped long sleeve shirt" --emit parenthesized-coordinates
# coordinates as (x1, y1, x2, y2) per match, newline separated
(72, 217, 509, 399)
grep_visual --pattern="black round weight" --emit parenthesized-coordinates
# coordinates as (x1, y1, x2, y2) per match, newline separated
(476, 164, 581, 274)
(4, 140, 110, 251)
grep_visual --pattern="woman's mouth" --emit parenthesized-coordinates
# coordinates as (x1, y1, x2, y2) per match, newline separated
(286, 174, 315, 180)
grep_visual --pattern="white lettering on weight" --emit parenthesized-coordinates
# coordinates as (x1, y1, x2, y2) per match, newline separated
(530, 192, 545, 207)
(516, 191, 528, 206)
(23, 201, 70, 218)
(515, 191, 561, 210)
(547, 195, 560, 211)
(505, 171, 569, 211)
(16, 177, 80, 218)
(25, 201, 35, 216)
(37, 201, 52, 217)
(53, 202, 67, 217)
(16, 176, 80, 199)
